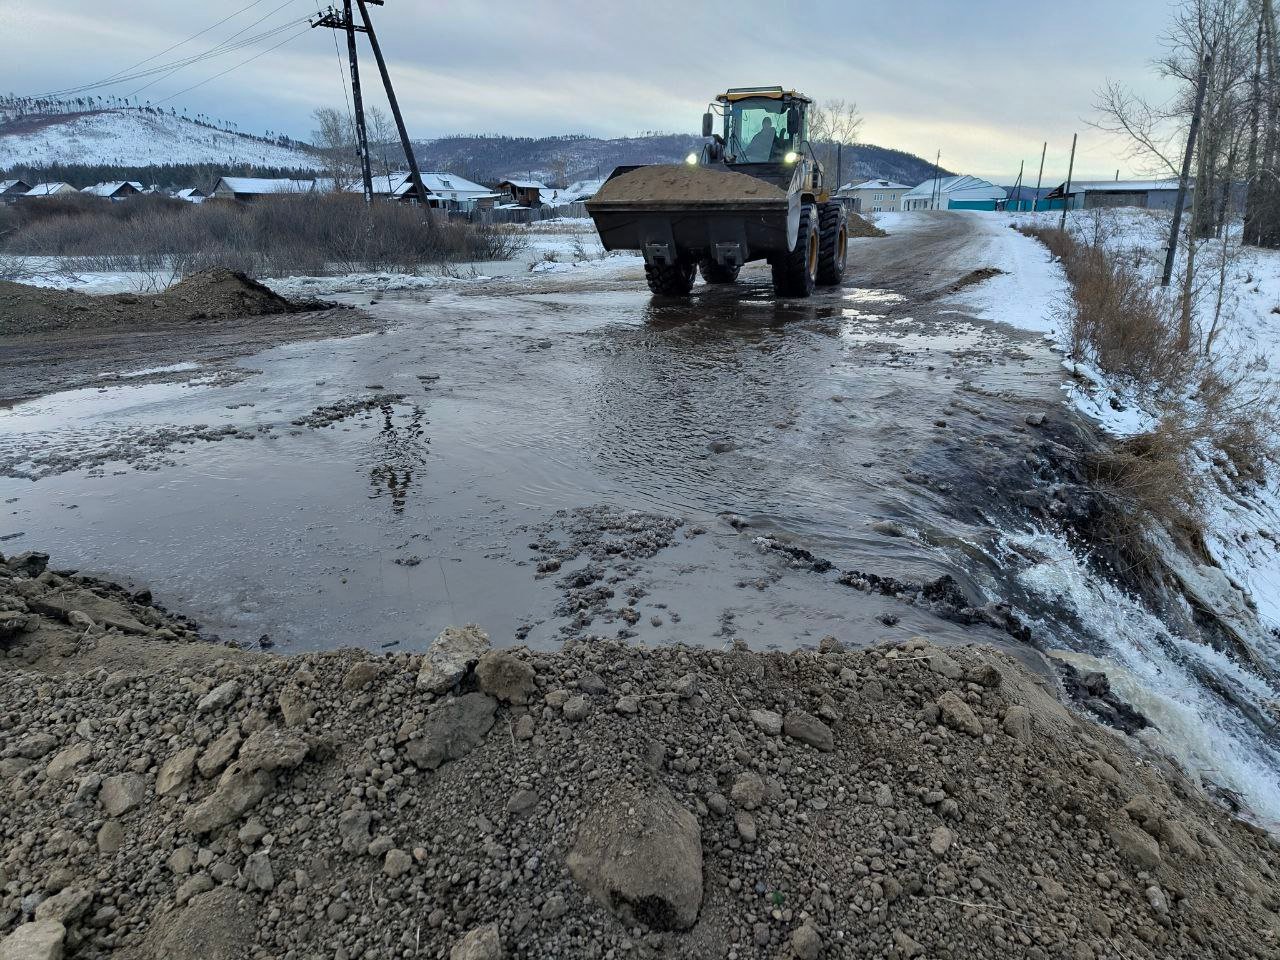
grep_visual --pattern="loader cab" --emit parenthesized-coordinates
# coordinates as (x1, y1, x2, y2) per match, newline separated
(709, 87, 811, 167)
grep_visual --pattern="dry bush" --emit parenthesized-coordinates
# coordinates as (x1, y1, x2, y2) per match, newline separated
(0, 193, 525, 278)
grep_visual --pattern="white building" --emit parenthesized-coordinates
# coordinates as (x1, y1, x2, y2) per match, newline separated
(902, 175, 1007, 212)
(838, 179, 912, 213)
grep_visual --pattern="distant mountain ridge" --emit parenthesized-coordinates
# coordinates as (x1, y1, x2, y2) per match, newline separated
(410, 134, 951, 188)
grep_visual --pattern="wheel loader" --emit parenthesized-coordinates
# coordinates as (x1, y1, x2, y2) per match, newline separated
(586, 86, 848, 298)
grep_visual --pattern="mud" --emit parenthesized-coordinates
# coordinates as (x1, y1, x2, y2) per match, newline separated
(589, 164, 787, 203)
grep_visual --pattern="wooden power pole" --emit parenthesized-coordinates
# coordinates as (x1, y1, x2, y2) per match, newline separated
(1032, 141, 1046, 212)
(1163, 54, 1212, 286)
(1060, 133, 1077, 232)
(311, 3, 373, 201)
(355, 0, 432, 212)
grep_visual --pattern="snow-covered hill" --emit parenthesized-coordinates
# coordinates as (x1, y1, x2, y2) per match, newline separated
(0, 110, 321, 169)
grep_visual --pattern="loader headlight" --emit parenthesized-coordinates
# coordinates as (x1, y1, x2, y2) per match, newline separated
(784, 151, 799, 164)
(685, 152, 699, 165)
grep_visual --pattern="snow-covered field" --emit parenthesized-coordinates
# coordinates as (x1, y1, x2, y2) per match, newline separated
(0, 110, 321, 168)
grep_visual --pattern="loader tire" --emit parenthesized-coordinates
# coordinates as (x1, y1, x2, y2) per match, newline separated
(771, 203, 819, 298)
(816, 201, 848, 286)
(645, 260, 697, 296)
(699, 259, 741, 284)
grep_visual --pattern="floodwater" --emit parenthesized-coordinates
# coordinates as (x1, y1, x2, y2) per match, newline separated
(3, 212, 1279, 823)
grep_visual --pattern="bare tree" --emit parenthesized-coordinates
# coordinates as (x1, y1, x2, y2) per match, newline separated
(365, 106, 398, 189)
(311, 106, 359, 190)
(808, 99, 863, 188)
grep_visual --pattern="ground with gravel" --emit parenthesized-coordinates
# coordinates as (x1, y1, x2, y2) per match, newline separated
(1, 549, 1279, 960)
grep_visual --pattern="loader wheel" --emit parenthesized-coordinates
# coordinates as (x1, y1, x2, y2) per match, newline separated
(771, 203, 819, 298)
(699, 259, 741, 284)
(817, 201, 848, 286)
(645, 260, 697, 296)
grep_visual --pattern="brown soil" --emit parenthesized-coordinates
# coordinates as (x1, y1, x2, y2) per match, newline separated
(848, 213, 888, 238)
(0, 269, 331, 337)
(590, 165, 787, 204)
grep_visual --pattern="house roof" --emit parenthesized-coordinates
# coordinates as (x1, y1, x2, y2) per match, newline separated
(903, 175, 1006, 201)
(1066, 179, 1182, 193)
(845, 179, 911, 191)
(81, 181, 140, 197)
(176, 187, 205, 198)
(25, 182, 75, 196)
(501, 179, 546, 189)
(216, 177, 314, 195)
(0, 179, 31, 193)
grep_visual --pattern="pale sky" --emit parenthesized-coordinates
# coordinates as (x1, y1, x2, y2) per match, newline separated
(3, 0, 1184, 182)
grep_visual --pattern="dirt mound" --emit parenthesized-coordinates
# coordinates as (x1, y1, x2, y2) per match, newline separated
(590, 165, 787, 204)
(2, 552, 1279, 959)
(848, 212, 888, 238)
(0, 269, 331, 337)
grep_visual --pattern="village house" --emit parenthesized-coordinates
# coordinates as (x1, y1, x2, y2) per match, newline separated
(1044, 179, 1195, 211)
(902, 175, 1007, 211)
(81, 181, 142, 200)
(499, 179, 548, 208)
(209, 177, 315, 200)
(838, 178, 912, 213)
(0, 179, 31, 202)
(21, 182, 79, 198)
(175, 187, 206, 203)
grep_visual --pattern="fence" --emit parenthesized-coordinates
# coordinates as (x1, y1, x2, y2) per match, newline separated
(471, 202, 590, 225)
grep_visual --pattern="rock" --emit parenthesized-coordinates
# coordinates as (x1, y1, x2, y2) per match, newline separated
(1158, 817, 1203, 860)
(167, 847, 196, 875)
(6, 552, 49, 577)
(277, 686, 315, 727)
(341, 660, 385, 692)
(540, 895, 568, 920)
(156, 746, 199, 797)
(33, 888, 92, 925)
(16, 734, 56, 760)
(475, 650, 537, 705)
(1087, 758, 1122, 784)
(417, 624, 490, 693)
(730, 772, 766, 810)
(44, 742, 91, 781)
(707, 793, 728, 816)
(338, 810, 372, 853)
(0, 920, 65, 960)
(1002, 705, 1033, 741)
(449, 924, 503, 960)
(197, 728, 241, 779)
(99, 774, 145, 816)
(928, 651, 964, 680)
(383, 849, 412, 878)
(513, 715, 535, 741)
(562, 696, 590, 723)
(243, 852, 274, 891)
(505, 789, 538, 817)
(181, 764, 275, 834)
(929, 825, 954, 857)
(196, 680, 241, 714)
(238, 819, 268, 846)
(1110, 823, 1162, 870)
(791, 923, 823, 960)
(966, 663, 1003, 688)
(614, 695, 640, 714)
(892, 929, 924, 958)
(783, 710, 834, 751)
(576, 672, 608, 695)
(936, 692, 983, 737)
(145, 888, 257, 960)
(735, 810, 757, 843)
(1036, 875, 1069, 903)
(568, 783, 703, 932)
(175, 873, 214, 906)
(403, 694, 497, 770)
(750, 709, 783, 736)
(1123, 794, 1160, 829)
(236, 728, 308, 773)
(96, 821, 124, 855)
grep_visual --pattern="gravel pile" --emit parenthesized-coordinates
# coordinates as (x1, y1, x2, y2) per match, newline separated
(2, 550, 1279, 959)
(589, 166, 787, 205)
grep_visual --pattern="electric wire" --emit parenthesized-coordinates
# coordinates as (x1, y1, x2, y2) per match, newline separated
(151, 26, 312, 106)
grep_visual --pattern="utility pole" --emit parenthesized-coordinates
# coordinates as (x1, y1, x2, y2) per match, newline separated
(355, 0, 433, 213)
(1032, 141, 1046, 212)
(1060, 133, 1077, 233)
(1163, 54, 1211, 287)
(931, 150, 941, 210)
(310, 4, 373, 201)
(1010, 159, 1024, 212)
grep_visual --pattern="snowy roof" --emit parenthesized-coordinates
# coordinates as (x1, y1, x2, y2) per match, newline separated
(25, 182, 75, 196)
(215, 177, 314, 195)
(501, 179, 546, 189)
(1066, 179, 1181, 194)
(903, 175, 1006, 201)
(562, 178, 605, 200)
(176, 187, 205, 198)
(845, 179, 912, 191)
(81, 181, 140, 197)
(0, 179, 30, 193)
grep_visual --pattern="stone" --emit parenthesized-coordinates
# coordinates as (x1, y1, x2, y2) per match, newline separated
(936, 692, 983, 737)
(403, 694, 497, 770)
(540, 895, 568, 920)
(156, 746, 199, 797)
(475, 650, 537, 705)
(791, 923, 823, 960)
(513, 715, 536, 741)
(892, 930, 924, 958)
(44, 743, 91, 781)
(341, 661, 385, 692)
(99, 774, 145, 816)
(730, 772, 766, 811)
(197, 728, 241, 779)
(1158, 818, 1203, 860)
(146, 888, 257, 960)
(506, 789, 539, 817)
(6, 552, 49, 577)
(966, 663, 1003, 688)
(338, 810, 372, 853)
(383, 849, 412, 879)
(33, 888, 92, 925)
(449, 924, 503, 960)
(614, 696, 640, 714)
(277, 687, 315, 728)
(175, 873, 214, 905)
(928, 651, 964, 680)
(96, 821, 124, 855)
(0, 920, 65, 960)
(16, 734, 56, 760)
(1002, 705, 1033, 741)
(783, 710, 834, 751)
(568, 783, 703, 932)
(197, 680, 241, 714)
(1110, 823, 1162, 870)
(167, 847, 196, 875)
(238, 819, 268, 846)
(749, 709, 783, 736)
(1037, 876, 1069, 903)
(562, 696, 590, 723)
(182, 764, 275, 834)
(236, 728, 308, 773)
(243, 852, 274, 891)
(735, 811, 757, 843)
(576, 672, 608, 696)
(929, 825, 954, 857)
(417, 625, 490, 693)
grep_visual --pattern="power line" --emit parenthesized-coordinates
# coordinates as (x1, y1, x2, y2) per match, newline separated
(152, 26, 312, 106)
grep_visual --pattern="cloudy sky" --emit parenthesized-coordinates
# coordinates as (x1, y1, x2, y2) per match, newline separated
(4, 0, 1183, 181)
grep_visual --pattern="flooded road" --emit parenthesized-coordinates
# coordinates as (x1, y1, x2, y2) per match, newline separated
(0, 214, 1061, 653)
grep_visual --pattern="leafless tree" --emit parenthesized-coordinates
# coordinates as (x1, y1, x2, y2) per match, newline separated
(311, 106, 359, 190)
(365, 106, 398, 189)
(809, 99, 863, 188)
